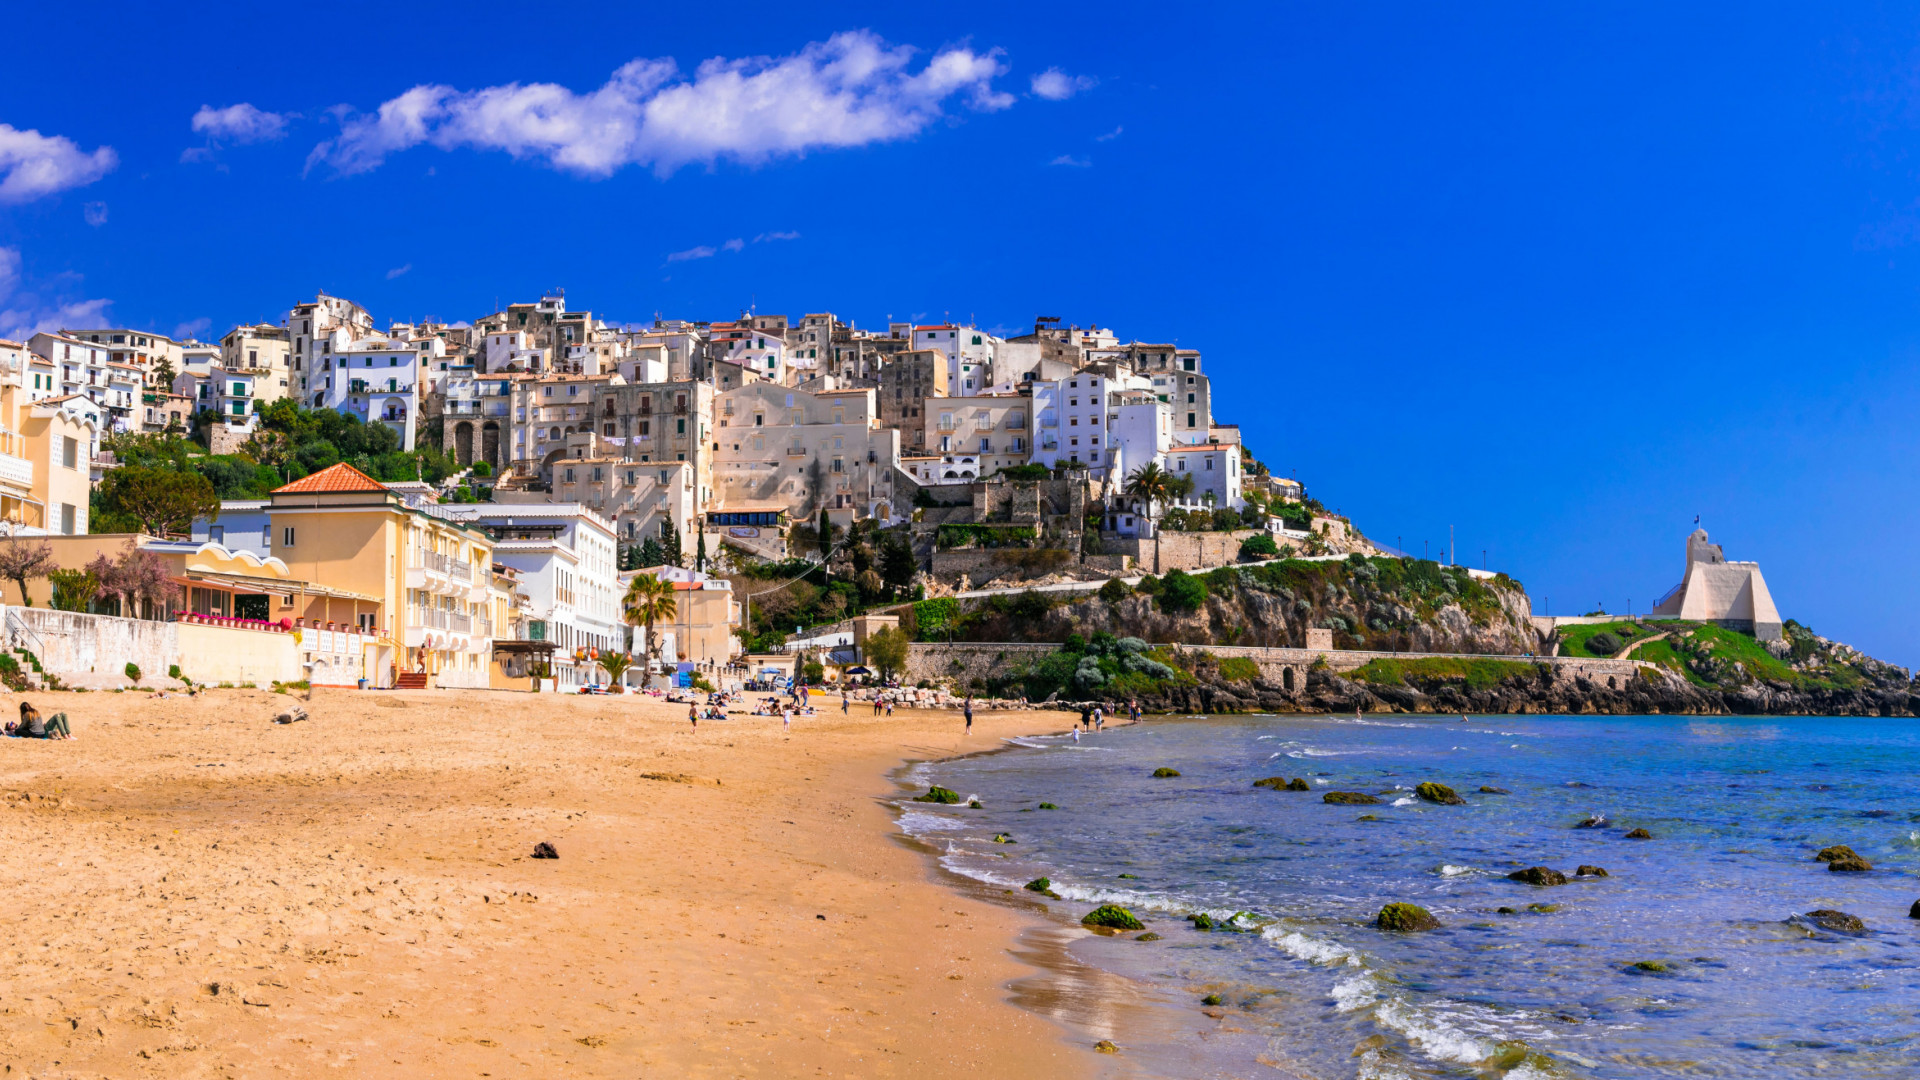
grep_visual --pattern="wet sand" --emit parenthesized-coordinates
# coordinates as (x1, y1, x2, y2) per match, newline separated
(0, 687, 1101, 1077)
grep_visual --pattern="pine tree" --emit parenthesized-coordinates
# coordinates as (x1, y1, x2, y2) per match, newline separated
(662, 526, 684, 568)
(636, 537, 666, 568)
(818, 507, 833, 561)
(695, 528, 708, 573)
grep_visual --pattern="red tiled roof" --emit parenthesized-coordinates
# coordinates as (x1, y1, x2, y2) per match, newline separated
(271, 462, 387, 494)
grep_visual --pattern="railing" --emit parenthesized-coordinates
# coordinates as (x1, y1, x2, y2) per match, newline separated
(0, 430, 24, 457)
(449, 611, 472, 633)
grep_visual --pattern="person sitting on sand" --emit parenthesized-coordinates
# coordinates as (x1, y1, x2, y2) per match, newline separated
(14, 702, 70, 739)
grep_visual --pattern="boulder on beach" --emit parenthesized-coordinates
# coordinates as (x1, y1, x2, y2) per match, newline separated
(1803, 909, 1866, 934)
(1479, 786, 1510, 794)
(1575, 865, 1609, 877)
(1814, 844, 1860, 864)
(1324, 791, 1381, 805)
(1082, 905, 1145, 932)
(1508, 866, 1568, 887)
(1151, 767, 1181, 778)
(1416, 782, 1466, 805)
(1094, 1039, 1120, 1054)
(913, 786, 961, 804)
(1376, 902, 1441, 932)
(1828, 855, 1873, 872)
(1624, 828, 1653, 840)
(531, 842, 558, 860)
(1201, 993, 1224, 1006)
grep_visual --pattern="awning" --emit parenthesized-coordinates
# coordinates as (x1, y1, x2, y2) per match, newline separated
(179, 570, 381, 604)
(493, 640, 559, 654)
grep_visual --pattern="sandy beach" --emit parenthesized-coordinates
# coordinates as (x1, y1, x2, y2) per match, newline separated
(0, 687, 1098, 1078)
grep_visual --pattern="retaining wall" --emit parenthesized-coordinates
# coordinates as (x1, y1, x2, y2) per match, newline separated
(4, 606, 303, 686)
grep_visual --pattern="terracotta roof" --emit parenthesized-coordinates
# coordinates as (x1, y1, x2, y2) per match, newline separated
(272, 462, 387, 494)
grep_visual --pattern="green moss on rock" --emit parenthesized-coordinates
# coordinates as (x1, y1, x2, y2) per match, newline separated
(1324, 791, 1381, 805)
(1082, 905, 1145, 931)
(1624, 828, 1653, 840)
(913, 786, 961, 804)
(1376, 902, 1440, 932)
(1814, 844, 1859, 863)
(1024, 877, 1052, 893)
(1151, 767, 1181, 778)
(1416, 782, 1465, 805)
(1508, 866, 1568, 887)
(1631, 960, 1669, 973)
(1200, 993, 1224, 1006)
(1135, 931, 1161, 941)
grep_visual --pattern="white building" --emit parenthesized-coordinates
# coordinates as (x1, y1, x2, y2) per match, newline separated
(468, 504, 623, 691)
(310, 332, 444, 449)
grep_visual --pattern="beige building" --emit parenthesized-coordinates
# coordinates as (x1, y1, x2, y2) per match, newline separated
(221, 323, 294, 406)
(1650, 529, 1783, 641)
(0, 343, 99, 535)
(287, 292, 376, 398)
(507, 372, 626, 476)
(876, 349, 947, 452)
(713, 383, 902, 525)
(922, 393, 1030, 477)
(61, 327, 193, 389)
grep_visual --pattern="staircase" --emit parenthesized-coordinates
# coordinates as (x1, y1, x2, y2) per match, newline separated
(393, 672, 430, 690)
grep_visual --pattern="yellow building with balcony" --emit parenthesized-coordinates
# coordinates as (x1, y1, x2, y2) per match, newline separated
(266, 463, 497, 688)
(0, 344, 100, 535)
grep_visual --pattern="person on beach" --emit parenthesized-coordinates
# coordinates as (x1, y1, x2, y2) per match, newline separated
(782, 705, 792, 732)
(1071, 726, 1080, 743)
(1079, 703, 1092, 730)
(963, 696, 973, 735)
(841, 692, 849, 715)
(13, 702, 69, 739)
(1129, 699, 1141, 724)
(689, 703, 698, 730)
(885, 698, 894, 717)
(1092, 704, 1103, 730)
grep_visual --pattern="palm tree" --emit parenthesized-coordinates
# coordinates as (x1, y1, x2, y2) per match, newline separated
(1124, 462, 1173, 572)
(597, 650, 633, 691)
(622, 573, 678, 681)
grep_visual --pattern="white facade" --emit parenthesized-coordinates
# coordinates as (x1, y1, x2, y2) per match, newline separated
(468, 504, 622, 690)
(310, 332, 444, 449)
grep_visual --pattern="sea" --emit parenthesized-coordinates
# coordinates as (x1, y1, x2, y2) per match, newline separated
(898, 713, 1920, 1079)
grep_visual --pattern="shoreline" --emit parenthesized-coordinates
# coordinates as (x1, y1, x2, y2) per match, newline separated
(0, 687, 1105, 1077)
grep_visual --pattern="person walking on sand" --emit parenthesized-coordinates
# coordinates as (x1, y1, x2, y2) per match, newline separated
(841, 691, 849, 715)
(689, 703, 698, 730)
(1079, 703, 1092, 730)
(964, 695, 974, 736)
(782, 705, 792, 732)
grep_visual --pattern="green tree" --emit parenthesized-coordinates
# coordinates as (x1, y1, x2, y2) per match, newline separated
(94, 466, 219, 538)
(1124, 462, 1173, 573)
(662, 526, 684, 569)
(818, 507, 833, 563)
(597, 650, 633, 688)
(47, 568, 99, 612)
(695, 527, 708, 573)
(622, 572, 678, 670)
(879, 532, 917, 591)
(1158, 569, 1208, 614)
(635, 537, 666, 568)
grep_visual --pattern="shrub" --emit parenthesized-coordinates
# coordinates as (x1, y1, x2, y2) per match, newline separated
(1211, 508, 1240, 531)
(1097, 577, 1132, 603)
(802, 662, 825, 683)
(1216, 656, 1260, 682)
(1239, 533, 1278, 560)
(167, 664, 181, 680)
(1134, 574, 1162, 596)
(1586, 632, 1623, 656)
(125, 662, 141, 683)
(1158, 570, 1208, 614)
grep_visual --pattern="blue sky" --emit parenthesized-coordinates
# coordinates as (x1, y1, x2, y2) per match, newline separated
(4, 3, 1920, 665)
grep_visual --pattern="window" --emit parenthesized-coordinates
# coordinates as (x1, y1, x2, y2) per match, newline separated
(676, 418, 685, 434)
(209, 525, 225, 544)
(1188, 413, 1197, 427)
(60, 435, 76, 469)
(60, 503, 75, 534)
(831, 457, 843, 473)
(283, 526, 296, 547)
(1183, 357, 1196, 372)
(1187, 393, 1196, 403)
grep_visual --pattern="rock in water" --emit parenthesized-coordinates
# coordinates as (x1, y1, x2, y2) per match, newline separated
(1151, 767, 1181, 778)
(1814, 844, 1860, 864)
(1909, 899, 1920, 920)
(1575, 865, 1609, 877)
(1252, 776, 1289, 789)
(531, 842, 558, 859)
(913, 786, 961, 804)
(1135, 932, 1161, 941)
(1376, 902, 1441, 931)
(1828, 854, 1873, 872)
(1323, 791, 1382, 805)
(1416, 782, 1465, 805)
(1575, 814, 1608, 829)
(1508, 866, 1568, 887)
(1201, 993, 1224, 1006)
(1094, 1039, 1120, 1054)
(1082, 905, 1145, 932)
(1023, 877, 1052, 893)
(1288, 777, 1311, 791)
(1190, 913, 1214, 931)
(1479, 786, 1510, 794)
(1624, 828, 1653, 839)
(1804, 909, 1866, 934)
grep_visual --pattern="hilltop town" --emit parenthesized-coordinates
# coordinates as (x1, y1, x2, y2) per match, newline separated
(0, 291, 1362, 693)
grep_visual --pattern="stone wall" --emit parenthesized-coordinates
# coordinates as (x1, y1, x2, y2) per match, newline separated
(3, 607, 304, 686)
(903, 640, 1648, 696)
(1110, 530, 1266, 573)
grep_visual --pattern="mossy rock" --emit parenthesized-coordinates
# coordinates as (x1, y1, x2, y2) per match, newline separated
(1828, 854, 1873, 872)
(1508, 866, 1568, 887)
(1200, 993, 1224, 1006)
(1135, 932, 1161, 941)
(1287, 777, 1311, 791)
(1630, 960, 1669, 973)
(1376, 902, 1440, 932)
(1910, 899, 1920, 920)
(1323, 791, 1381, 805)
(1094, 1039, 1120, 1054)
(1575, 865, 1609, 877)
(914, 786, 961, 804)
(992, 833, 1017, 845)
(1189, 913, 1214, 931)
(968, 799, 984, 809)
(1037, 802, 1059, 810)
(1151, 767, 1181, 778)
(1415, 782, 1465, 805)
(1082, 905, 1144, 932)
(1804, 909, 1865, 934)
(1496, 906, 1517, 914)
(1117, 873, 1137, 879)
(1252, 776, 1289, 789)
(1814, 844, 1860, 863)
(1356, 814, 1380, 821)
(1624, 828, 1653, 840)
(1479, 785, 1510, 794)
(1527, 903, 1561, 914)
(1024, 877, 1052, 893)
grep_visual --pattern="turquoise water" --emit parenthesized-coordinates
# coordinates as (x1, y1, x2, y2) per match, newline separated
(902, 714, 1920, 1078)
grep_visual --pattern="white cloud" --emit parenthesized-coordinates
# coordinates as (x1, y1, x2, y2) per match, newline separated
(667, 245, 717, 262)
(191, 103, 290, 143)
(0, 247, 112, 341)
(386, 263, 412, 279)
(1031, 68, 1097, 101)
(721, 238, 745, 253)
(1095, 125, 1123, 142)
(308, 30, 1012, 178)
(83, 201, 108, 227)
(1050, 154, 1091, 168)
(755, 230, 801, 242)
(0, 124, 117, 203)
(173, 317, 211, 340)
